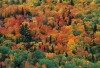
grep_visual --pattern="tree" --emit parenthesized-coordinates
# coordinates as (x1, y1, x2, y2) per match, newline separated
(0, 46, 10, 61)
(69, 0, 74, 6)
(3, 40, 13, 48)
(73, 30, 82, 36)
(95, 0, 100, 4)
(21, 8, 24, 15)
(64, 62, 76, 68)
(39, 58, 58, 68)
(67, 16, 72, 25)
(33, 50, 45, 59)
(0, 1, 2, 8)
(10, 49, 28, 67)
(25, 42, 33, 50)
(22, 0, 26, 3)
(19, 24, 32, 42)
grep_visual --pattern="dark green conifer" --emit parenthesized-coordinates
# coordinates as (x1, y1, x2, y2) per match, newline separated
(69, 0, 74, 6)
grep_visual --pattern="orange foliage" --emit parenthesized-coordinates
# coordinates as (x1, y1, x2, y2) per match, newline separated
(45, 53, 56, 58)
(94, 38, 100, 43)
(84, 37, 92, 43)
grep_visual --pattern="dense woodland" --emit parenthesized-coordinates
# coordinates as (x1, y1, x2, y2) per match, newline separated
(0, 0, 100, 68)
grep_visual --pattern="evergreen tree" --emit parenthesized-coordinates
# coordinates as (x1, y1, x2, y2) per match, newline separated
(0, 1, 2, 8)
(68, 9, 71, 17)
(19, 24, 32, 42)
(69, 0, 74, 6)
(93, 24, 97, 33)
(60, 0, 62, 3)
(67, 16, 72, 25)
(21, 8, 24, 15)
(51, 45, 54, 53)
(22, 0, 26, 3)
(49, 35, 52, 44)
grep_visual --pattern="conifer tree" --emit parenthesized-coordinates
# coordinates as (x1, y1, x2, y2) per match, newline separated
(19, 24, 32, 42)
(69, 0, 74, 6)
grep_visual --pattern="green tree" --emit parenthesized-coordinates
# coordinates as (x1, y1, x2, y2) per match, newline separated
(3, 40, 13, 48)
(0, 46, 10, 61)
(0, 1, 2, 8)
(69, 0, 74, 6)
(39, 58, 58, 68)
(73, 30, 82, 36)
(95, 0, 100, 4)
(10, 49, 28, 68)
(64, 62, 77, 68)
(19, 24, 32, 42)
(33, 50, 45, 59)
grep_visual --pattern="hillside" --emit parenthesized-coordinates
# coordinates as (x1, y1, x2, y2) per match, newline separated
(0, 0, 100, 68)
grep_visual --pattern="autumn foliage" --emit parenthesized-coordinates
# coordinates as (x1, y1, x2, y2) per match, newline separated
(0, 0, 100, 68)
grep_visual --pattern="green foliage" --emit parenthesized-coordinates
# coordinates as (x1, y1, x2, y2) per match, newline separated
(54, 54, 63, 62)
(86, 14, 94, 19)
(43, 19, 48, 25)
(73, 30, 82, 36)
(66, 55, 73, 61)
(69, 0, 74, 6)
(0, 36, 5, 43)
(15, 0, 20, 4)
(92, 63, 100, 68)
(20, 24, 29, 35)
(82, 63, 92, 68)
(0, 12, 4, 20)
(25, 42, 33, 50)
(92, 18, 100, 24)
(19, 24, 32, 42)
(35, 38, 42, 42)
(0, 1, 2, 8)
(74, 59, 83, 66)
(47, 23, 55, 29)
(64, 62, 77, 68)
(34, 0, 42, 6)
(3, 40, 13, 48)
(16, 36, 23, 44)
(86, 10, 93, 15)
(39, 58, 58, 68)
(67, 16, 72, 25)
(33, 50, 45, 59)
(27, 58, 34, 65)
(22, 0, 26, 3)
(75, 13, 84, 19)
(95, 0, 100, 4)
(11, 49, 28, 67)
(84, 44, 90, 52)
(0, 46, 10, 55)
(10, 0, 15, 5)
(26, 10, 32, 16)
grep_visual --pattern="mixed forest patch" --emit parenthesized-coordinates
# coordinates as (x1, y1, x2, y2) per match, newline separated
(0, 0, 100, 68)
